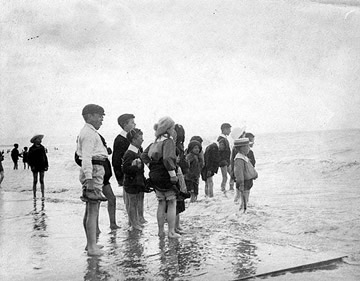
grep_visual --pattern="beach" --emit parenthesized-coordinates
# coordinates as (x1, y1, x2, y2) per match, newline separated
(1, 129, 359, 280)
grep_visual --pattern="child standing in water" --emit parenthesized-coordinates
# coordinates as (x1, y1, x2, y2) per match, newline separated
(233, 138, 258, 212)
(22, 147, 29, 169)
(11, 143, 21, 170)
(185, 140, 203, 202)
(201, 142, 220, 198)
(122, 128, 146, 231)
(28, 135, 49, 198)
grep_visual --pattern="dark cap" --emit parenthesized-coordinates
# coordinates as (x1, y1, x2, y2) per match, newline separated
(221, 123, 231, 130)
(82, 104, 105, 116)
(118, 113, 135, 127)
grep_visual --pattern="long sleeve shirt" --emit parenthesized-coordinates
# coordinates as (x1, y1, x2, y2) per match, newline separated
(141, 137, 177, 179)
(76, 123, 108, 180)
(217, 134, 231, 166)
(112, 131, 130, 183)
(234, 153, 250, 190)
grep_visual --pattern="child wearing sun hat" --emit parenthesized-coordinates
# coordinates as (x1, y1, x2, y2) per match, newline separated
(233, 138, 258, 212)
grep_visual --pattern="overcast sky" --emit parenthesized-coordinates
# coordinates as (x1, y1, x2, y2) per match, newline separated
(1, 0, 360, 145)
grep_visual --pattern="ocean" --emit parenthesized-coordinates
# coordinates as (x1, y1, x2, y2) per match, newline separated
(0, 129, 359, 280)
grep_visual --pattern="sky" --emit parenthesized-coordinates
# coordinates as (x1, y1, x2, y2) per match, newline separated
(1, 0, 360, 146)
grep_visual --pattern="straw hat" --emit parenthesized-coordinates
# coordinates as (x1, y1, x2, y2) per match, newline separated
(233, 138, 250, 147)
(30, 134, 44, 143)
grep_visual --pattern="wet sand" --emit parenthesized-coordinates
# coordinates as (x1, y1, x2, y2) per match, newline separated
(0, 190, 348, 281)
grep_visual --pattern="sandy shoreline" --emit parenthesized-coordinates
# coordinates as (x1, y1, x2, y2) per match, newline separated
(0, 190, 349, 281)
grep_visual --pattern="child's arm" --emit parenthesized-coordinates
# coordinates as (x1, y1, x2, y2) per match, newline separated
(234, 158, 245, 191)
(122, 151, 140, 175)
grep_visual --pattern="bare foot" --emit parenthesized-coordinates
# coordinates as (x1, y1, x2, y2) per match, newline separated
(139, 218, 148, 224)
(87, 248, 104, 256)
(175, 228, 186, 234)
(168, 231, 181, 239)
(131, 224, 143, 231)
(158, 230, 165, 237)
(85, 244, 104, 251)
(110, 224, 120, 230)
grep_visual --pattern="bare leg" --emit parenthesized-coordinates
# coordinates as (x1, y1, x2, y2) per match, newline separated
(227, 165, 234, 190)
(128, 193, 142, 230)
(32, 171, 38, 198)
(220, 166, 227, 192)
(244, 190, 250, 208)
(207, 177, 214, 198)
(85, 201, 103, 256)
(39, 171, 45, 198)
(102, 184, 119, 229)
(157, 200, 166, 237)
(137, 192, 147, 224)
(0, 171, 4, 186)
(234, 188, 240, 203)
(167, 199, 180, 238)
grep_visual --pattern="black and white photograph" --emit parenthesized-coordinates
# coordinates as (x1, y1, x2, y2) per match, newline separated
(1, 0, 360, 280)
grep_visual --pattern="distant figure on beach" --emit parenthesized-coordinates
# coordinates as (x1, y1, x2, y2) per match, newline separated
(141, 116, 181, 239)
(11, 143, 21, 170)
(28, 135, 49, 198)
(217, 123, 234, 193)
(201, 142, 220, 198)
(76, 104, 108, 256)
(185, 140, 204, 202)
(22, 146, 29, 169)
(122, 128, 146, 230)
(233, 138, 258, 212)
(0, 150, 4, 187)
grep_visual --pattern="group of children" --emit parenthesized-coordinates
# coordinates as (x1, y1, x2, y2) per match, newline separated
(76, 104, 258, 256)
(111, 116, 258, 233)
(10, 144, 29, 170)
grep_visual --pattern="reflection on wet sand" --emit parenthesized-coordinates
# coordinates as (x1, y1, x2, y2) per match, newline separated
(30, 198, 48, 271)
(32, 198, 47, 233)
(232, 239, 258, 279)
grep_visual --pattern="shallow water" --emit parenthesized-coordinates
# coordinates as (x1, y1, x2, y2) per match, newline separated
(1, 129, 360, 280)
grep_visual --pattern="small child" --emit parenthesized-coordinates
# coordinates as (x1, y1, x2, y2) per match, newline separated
(174, 124, 188, 234)
(233, 138, 258, 212)
(201, 143, 220, 198)
(185, 140, 203, 202)
(122, 128, 146, 231)
(245, 132, 256, 167)
(22, 147, 29, 169)
(11, 143, 21, 170)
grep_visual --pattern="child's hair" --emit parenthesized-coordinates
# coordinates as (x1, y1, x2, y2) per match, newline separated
(245, 132, 255, 139)
(117, 113, 135, 129)
(14, 143, 18, 148)
(190, 135, 203, 144)
(187, 140, 202, 153)
(126, 128, 143, 143)
(24, 147, 28, 150)
(175, 124, 185, 145)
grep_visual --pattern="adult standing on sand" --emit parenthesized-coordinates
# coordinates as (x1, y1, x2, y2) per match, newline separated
(76, 104, 108, 256)
(28, 135, 49, 198)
